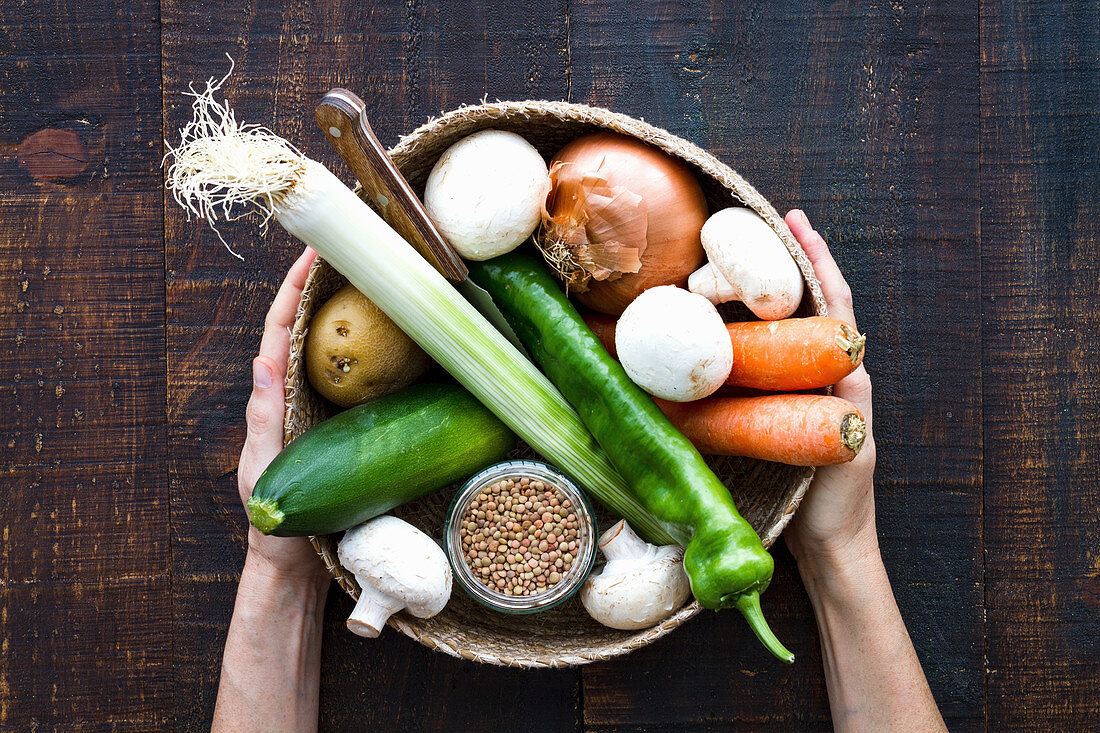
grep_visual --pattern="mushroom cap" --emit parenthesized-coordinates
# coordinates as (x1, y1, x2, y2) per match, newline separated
(580, 521, 690, 631)
(615, 285, 733, 401)
(338, 515, 452, 618)
(423, 129, 549, 261)
(700, 207, 804, 320)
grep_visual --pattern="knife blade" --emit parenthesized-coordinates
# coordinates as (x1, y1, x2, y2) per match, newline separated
(315, 89, 528, 355)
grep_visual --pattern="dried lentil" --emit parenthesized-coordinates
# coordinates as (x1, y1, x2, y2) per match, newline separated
(459, 477, 580, 596)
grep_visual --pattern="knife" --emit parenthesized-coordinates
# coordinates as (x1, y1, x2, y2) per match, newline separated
(315, 89, 528, 354)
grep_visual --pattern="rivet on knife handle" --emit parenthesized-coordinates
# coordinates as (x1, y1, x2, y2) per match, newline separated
(315, 89, 468, 281)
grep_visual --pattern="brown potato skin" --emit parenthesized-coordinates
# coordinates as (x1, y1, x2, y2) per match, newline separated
(305, 284, 431, 408)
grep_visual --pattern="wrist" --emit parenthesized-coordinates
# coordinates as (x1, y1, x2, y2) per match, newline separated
(236, 556, 329, 628)
(785, 498, 879, 571)
(792, 525, 884, 605)
(247, 528, 329, 581)
(216, 537, 328, 733)
(242, 538, 330, 603)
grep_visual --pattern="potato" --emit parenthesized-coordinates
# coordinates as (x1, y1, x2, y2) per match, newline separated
(305, 284, 431, 407)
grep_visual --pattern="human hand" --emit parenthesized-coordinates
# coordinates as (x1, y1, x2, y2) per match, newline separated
(215, 248, 328, 731)
(782, 210, 879, 569)
(237, 247, 328, 582)
(778, 213, 947, 732)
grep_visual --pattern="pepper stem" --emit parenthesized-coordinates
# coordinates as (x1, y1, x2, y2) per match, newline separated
(734, 591, 795, 664)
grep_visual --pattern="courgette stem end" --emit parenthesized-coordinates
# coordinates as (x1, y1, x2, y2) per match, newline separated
(247, 497, 285, 535)
(734, 591, 795, 664)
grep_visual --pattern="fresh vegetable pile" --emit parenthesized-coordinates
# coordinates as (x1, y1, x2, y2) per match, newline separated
(164, 74, 869, 665)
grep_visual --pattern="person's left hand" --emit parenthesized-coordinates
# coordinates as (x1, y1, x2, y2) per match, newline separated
(237, 247, 328, 581)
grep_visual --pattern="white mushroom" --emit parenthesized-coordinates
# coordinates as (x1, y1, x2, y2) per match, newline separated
(337, 515, 452, 638)
(580, 520, 691, 630)
(689, 207, 804, 320)
(423, 129, 549, 261)
(615, 285, 733, 402)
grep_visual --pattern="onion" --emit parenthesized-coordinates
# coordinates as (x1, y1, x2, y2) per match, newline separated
(538, 132, 709, 315)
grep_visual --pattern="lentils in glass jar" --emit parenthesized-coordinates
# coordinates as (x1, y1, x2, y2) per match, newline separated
(459, 476, 580, 596)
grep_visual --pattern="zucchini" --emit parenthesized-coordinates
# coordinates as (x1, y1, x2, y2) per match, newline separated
(248, 382, 516, 536)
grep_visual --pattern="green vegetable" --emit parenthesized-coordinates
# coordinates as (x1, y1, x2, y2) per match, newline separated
(162, 78, 677, 545)
(469, 253, 793, 663)
(247, 383, 515, 536)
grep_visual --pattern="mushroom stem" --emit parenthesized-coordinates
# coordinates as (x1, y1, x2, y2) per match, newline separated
(599, 519, 649, 562)
(688, 262, 737, 306)
(347, 583, 403, 638)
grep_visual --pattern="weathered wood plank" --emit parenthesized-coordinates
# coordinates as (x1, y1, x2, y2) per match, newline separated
(162, 1, 578, 729)
(569, 1, 984, 729)
(980, 0, 1100, 728)
(318, 593, 578, 733)
(0, 0, 170, 727)
(8, 0, 1100, 729)
(5, 0, 1100, 728)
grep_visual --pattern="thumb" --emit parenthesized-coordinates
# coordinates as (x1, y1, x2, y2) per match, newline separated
(238, 356, 287, 499)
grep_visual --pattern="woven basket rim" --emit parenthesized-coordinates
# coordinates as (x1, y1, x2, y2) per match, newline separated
(285, 99, 823, 668)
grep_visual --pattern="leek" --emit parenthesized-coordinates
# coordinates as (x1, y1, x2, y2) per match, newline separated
(165, 68, 682, 546)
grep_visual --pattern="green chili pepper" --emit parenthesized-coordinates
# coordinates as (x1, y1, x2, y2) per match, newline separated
(469, 253, 793, 663)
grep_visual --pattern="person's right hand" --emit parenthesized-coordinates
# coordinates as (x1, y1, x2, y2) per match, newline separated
(782, 210, 879, 568)
(238, 247, 328, 583)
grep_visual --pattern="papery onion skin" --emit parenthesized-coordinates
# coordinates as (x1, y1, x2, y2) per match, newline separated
(539, 132, 709, 315)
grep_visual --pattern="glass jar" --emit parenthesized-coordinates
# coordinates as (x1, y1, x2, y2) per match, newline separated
(444, 460, 597, 614)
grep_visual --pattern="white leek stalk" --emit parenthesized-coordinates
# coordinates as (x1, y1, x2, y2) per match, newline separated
(165, 67, 681, 546)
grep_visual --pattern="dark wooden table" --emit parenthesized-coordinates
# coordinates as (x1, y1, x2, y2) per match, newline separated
(2, 1, 1097, 729)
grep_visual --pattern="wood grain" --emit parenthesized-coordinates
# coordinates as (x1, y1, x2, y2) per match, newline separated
(1, 0, 1097, 728)
(0, 0, 170, 726)
(570, 2, 985, 729)
(980, 0, 1100, 728)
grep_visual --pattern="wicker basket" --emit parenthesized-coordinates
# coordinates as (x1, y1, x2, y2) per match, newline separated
(285, 100, 827, 667)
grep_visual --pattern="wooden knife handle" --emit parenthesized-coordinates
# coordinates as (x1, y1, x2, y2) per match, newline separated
(315, 89, 467, 281)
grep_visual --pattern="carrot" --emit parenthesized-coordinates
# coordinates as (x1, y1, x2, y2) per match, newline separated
(725, 317, 865, 390)
(655, 394, 866, 466)
(582, 314, 865, 391)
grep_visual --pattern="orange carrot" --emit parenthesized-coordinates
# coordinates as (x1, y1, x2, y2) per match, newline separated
(583, 314, 865, 391)
(655, 394, 866, 466)
(725, 317, 865, 390)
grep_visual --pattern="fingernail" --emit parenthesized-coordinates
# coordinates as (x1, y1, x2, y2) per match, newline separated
(253, 358, 272, 389)
(795, 209, 810, 227)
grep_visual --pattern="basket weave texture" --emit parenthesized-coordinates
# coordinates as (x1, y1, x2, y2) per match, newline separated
(285, 100, 826, 667)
